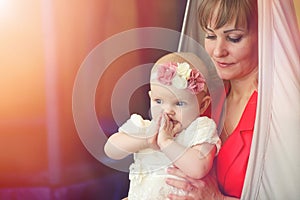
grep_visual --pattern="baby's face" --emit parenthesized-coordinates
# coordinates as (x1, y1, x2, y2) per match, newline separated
(149, 83, 203, 131)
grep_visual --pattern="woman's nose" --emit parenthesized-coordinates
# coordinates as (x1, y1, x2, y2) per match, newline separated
(213, 39, 228, 58)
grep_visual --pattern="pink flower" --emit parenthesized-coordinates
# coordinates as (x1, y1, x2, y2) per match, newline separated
(157, 63, 177, 85)
(187, 69, 206, 94)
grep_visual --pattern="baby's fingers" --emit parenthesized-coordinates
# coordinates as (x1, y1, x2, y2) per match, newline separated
(159, 114, 166, 131)
(160, 113, 171, 130)
(173, 122, 181, 134)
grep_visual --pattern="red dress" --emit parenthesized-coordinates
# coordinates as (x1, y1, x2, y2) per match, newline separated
(216, 91, 257, 198)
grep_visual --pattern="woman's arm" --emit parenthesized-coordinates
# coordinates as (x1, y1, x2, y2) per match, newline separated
(104, 131, 157, 160)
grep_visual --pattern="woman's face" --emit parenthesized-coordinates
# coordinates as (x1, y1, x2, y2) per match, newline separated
(204, 20, 258, 81)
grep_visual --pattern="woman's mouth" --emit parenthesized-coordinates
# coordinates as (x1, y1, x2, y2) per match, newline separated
(215, 61, 234, 68)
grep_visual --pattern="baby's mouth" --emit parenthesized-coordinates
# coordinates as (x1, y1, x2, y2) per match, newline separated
(169, 117, 176, 123)
(172, 120, 179, 125)
(170, 118, 181, 127)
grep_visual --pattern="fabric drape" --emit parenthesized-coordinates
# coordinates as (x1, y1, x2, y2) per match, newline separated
(243, 0, 300, 199)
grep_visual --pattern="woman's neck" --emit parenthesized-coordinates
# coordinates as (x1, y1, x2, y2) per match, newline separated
(228, 68, 258, 100)
(222, 67, 258, 140)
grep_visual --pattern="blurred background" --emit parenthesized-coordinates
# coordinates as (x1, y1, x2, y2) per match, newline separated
(0, 0, 299, 200)
(0, 0, 187, 199)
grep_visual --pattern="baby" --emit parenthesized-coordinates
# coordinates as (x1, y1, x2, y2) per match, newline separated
(104, 52, 221, 200)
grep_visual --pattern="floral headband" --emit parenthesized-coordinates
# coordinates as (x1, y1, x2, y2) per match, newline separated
(152, 62, 206, 94)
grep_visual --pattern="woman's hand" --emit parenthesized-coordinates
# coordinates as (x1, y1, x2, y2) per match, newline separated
(166, 166, 224, 200)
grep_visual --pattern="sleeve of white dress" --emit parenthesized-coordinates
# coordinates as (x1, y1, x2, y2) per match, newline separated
(242, 0, 300, 199)
(118, 114, 154, 138)
(185, 117, 221, 156)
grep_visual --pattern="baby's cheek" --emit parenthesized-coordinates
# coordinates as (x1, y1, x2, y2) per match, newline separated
(150, 105, 162, 120)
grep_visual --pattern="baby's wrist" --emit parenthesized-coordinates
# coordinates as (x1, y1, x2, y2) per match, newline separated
(160, 140, 186, 162)
(145, 135, 160, 150)
(158, 138, 173, 149)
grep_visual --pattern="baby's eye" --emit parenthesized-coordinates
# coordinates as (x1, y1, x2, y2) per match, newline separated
(176, 101, 187, 106)
(154, 99, 162, 104)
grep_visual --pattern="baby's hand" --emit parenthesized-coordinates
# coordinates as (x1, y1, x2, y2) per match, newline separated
(145, 118, 161, 150)
(146, 132, 160, 150)
(157, 113, 181, 149)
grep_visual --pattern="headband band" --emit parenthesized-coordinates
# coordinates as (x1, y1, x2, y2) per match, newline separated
(151, 62, 206, 95)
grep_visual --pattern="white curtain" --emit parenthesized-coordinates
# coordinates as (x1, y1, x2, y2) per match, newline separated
(243, 0, 300, 199)
(179, 0, 300, 199)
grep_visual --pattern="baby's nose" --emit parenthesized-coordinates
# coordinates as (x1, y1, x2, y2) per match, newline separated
(163, 106, 175, 115)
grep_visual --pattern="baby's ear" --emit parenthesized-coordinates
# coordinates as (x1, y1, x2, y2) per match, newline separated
(148, 91, 152, 98)
(200, 95, 211, 115)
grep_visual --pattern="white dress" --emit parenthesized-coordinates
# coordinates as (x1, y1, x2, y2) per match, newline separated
(119, 114, 221, 200)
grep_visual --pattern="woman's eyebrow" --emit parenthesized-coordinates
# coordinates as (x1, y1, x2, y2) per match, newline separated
(206, 27, 214, 32)
(206, 27, 245, 33)
(223, 28, 245, 33)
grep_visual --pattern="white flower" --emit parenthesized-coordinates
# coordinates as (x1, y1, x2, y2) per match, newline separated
(172, 74, 188, 89)
(176, 62, 192, 79)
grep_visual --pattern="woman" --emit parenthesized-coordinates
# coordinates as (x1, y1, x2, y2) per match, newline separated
(166, 0, 258, 199)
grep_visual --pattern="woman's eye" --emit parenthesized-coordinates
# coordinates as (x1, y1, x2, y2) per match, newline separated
(227, 36, 242, 43)
(205, 34, 217, 40)
(176, 101, 186, 106)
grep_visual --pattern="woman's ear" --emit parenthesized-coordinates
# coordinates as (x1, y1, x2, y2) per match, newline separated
(199, 95, 211, 115)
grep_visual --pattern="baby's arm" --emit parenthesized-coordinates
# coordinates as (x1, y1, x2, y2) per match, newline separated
(105, 130, 159, 160)
(105, 132, 146, 160)
(157, 114, 217, 179)
(105, 114, 160, 160)
(162, 142, 216, 179)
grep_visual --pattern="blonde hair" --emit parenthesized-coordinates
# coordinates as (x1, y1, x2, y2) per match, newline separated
(198, 0, 258, 31)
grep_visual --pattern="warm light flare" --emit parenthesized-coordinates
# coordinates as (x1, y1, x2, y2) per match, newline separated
(0, 0, 47, 185)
